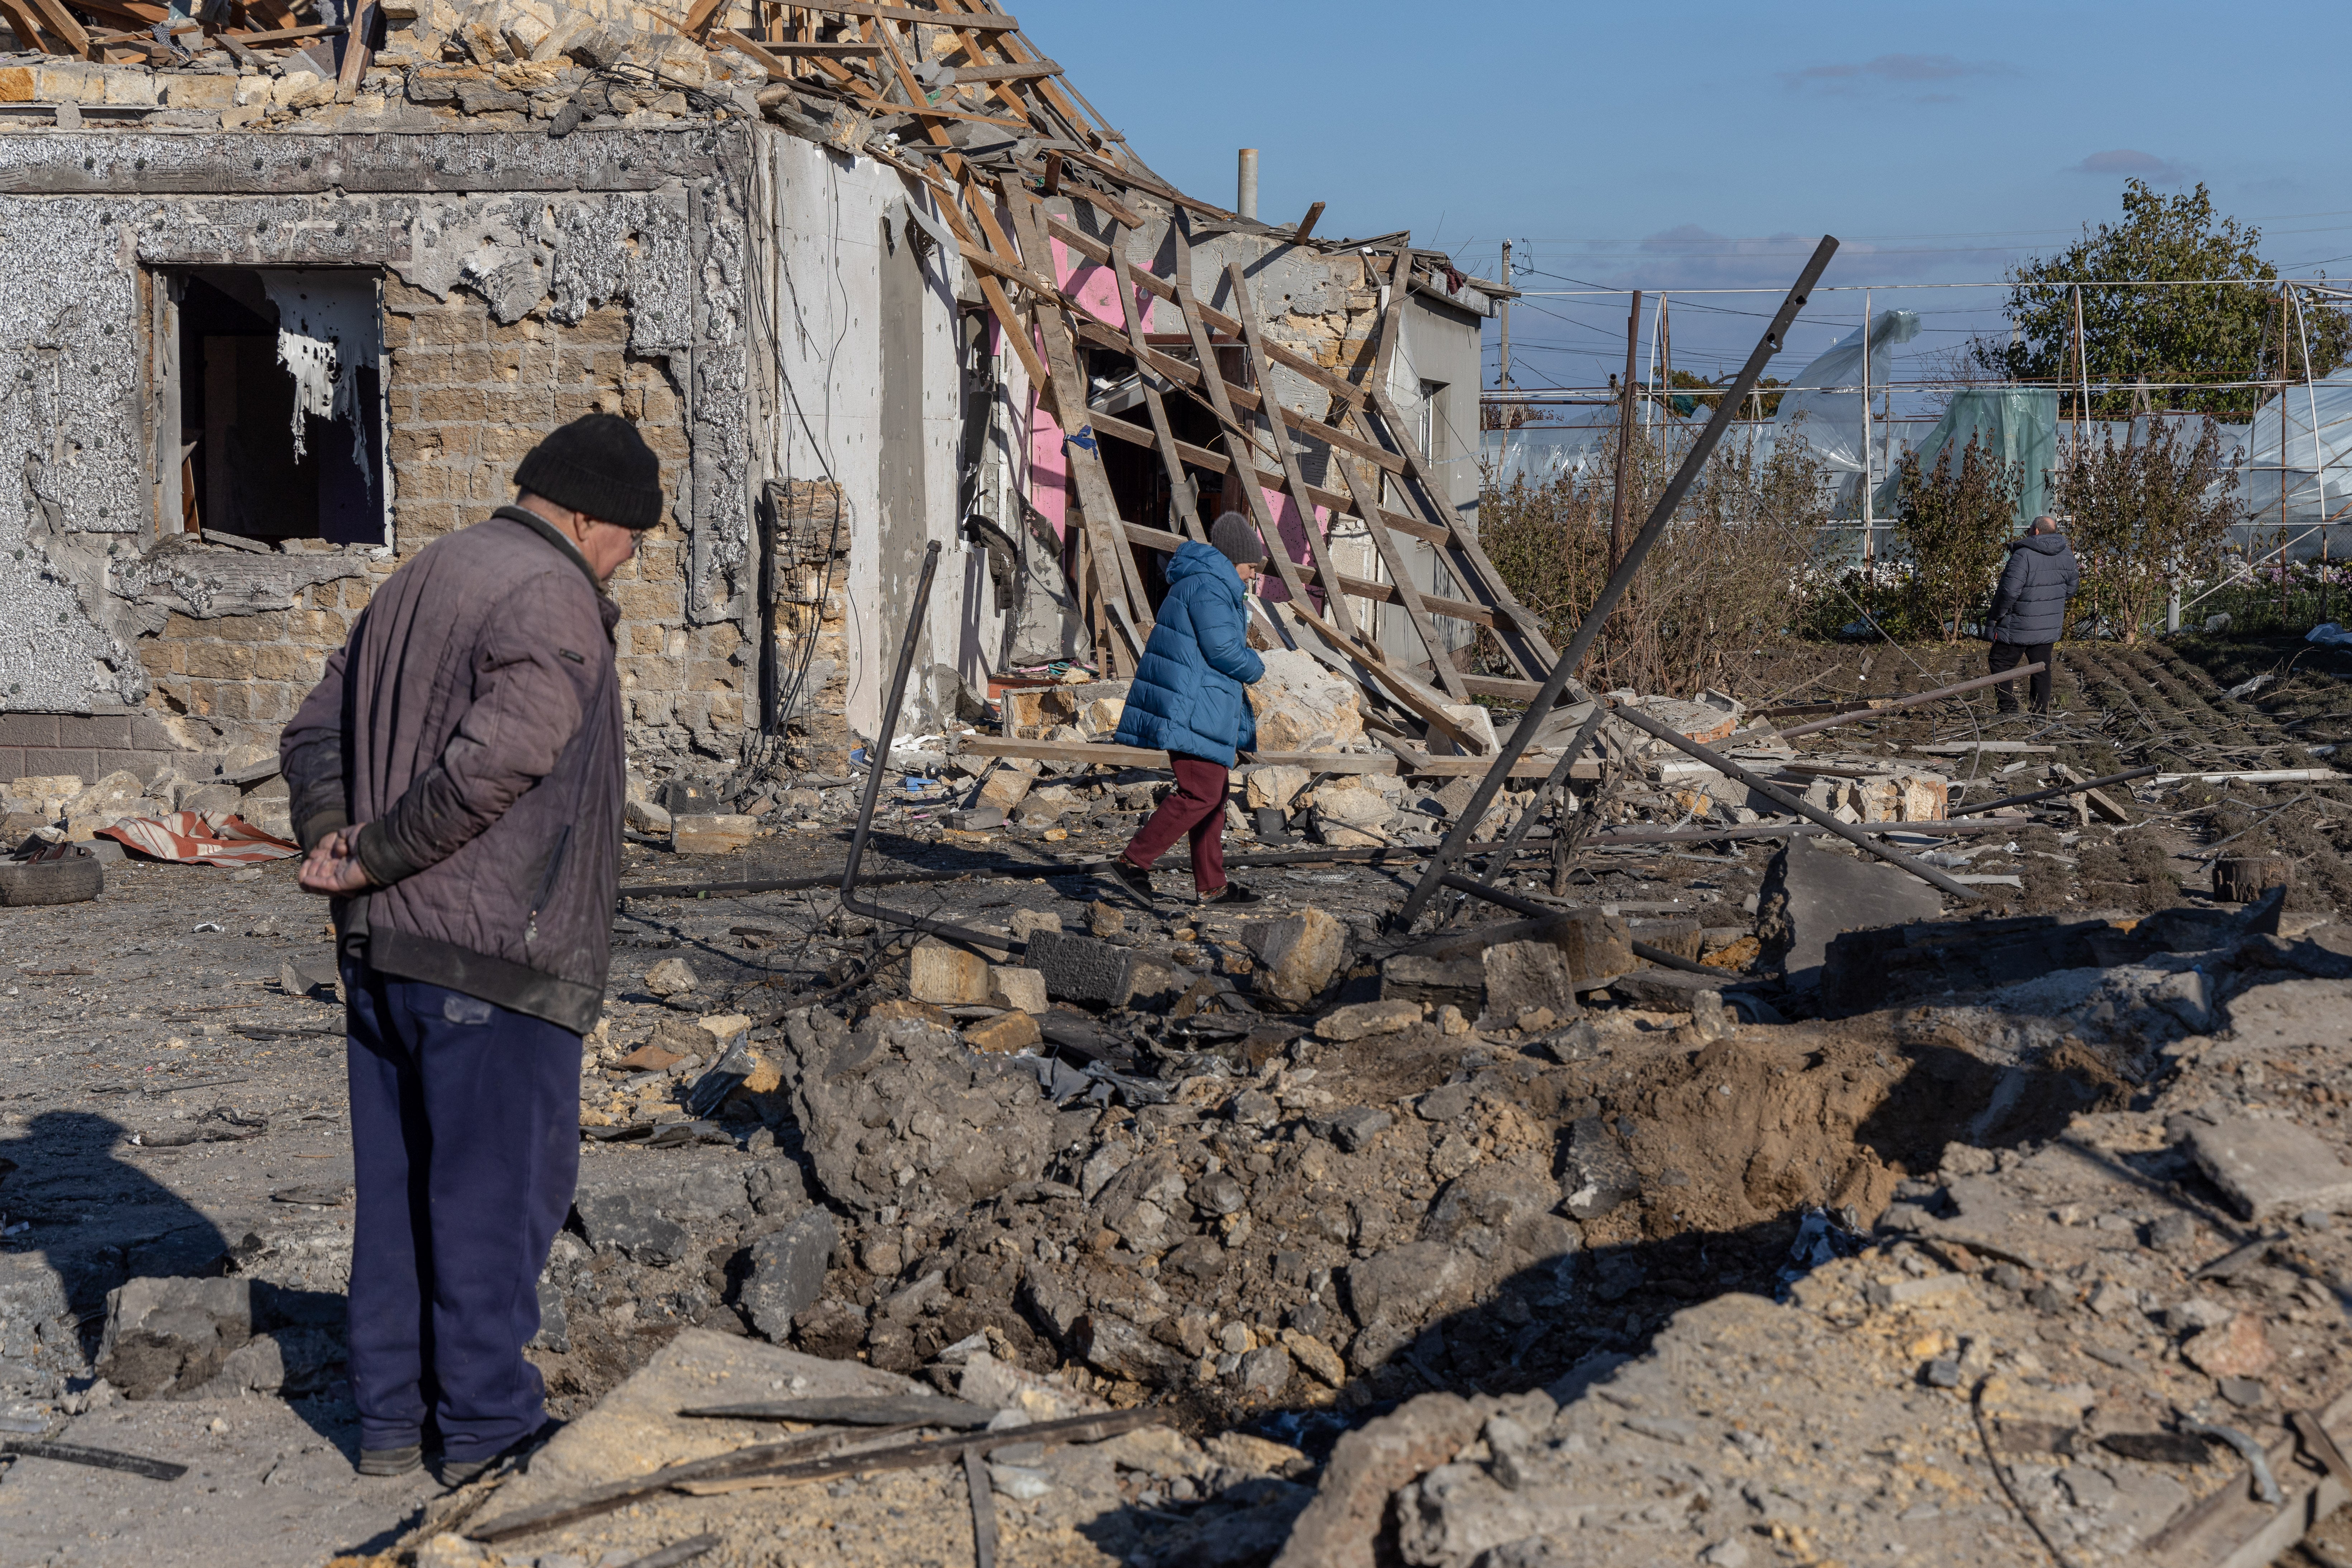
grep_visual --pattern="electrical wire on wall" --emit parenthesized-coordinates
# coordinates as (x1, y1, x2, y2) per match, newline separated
(735, 139, 856, 795)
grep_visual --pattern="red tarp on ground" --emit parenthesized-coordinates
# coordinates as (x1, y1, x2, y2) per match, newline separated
(96, 812, 301, 866)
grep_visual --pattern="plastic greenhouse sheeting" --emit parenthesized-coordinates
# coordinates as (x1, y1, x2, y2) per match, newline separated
(2234, 369, 2352, 532)
(1771, 310, 1920, 513)
(1866, 388, 2059, 527)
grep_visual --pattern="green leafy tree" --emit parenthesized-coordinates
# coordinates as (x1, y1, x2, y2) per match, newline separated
(1893, 434, 2021, 642)
(1972, 180, 2352, 418)
(2055, 418, 2241, 642)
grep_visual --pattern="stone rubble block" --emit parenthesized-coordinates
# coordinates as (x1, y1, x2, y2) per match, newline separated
(740, 1208, 840, 1341)
(1242, 908, 1345, 1006)
(1481, 941, 1581, 1026)
(671, 812, 756, 855)
(1022, 928, 1174, 1009)
(986, 964, 1049, 1013)
(1381, 954, 1485, 1012)
(908, 939, 993, 1006)
(1314, 1000, 1422, 1042)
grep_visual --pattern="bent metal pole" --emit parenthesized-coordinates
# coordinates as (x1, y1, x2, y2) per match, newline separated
(837, 540, 1032, 957)
(1606, 702, 1981, 901)
(1393, 235, 1842, 931)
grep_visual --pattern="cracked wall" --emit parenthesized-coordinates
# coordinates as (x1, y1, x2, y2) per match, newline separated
(0, 126, 759, 779)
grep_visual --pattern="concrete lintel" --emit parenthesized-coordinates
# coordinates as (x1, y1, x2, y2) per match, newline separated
(0, 125, 730, 196)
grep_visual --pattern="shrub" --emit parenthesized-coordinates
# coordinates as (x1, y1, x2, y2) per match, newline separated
(1476, 427, 1837, 695)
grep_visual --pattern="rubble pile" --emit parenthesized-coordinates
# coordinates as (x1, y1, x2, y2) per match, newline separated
(12, 637, 2352, 1566)
(1282, 969, 2352, 1568)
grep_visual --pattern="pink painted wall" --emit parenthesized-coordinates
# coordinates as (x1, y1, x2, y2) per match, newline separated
(1023, 229, 1331, 619)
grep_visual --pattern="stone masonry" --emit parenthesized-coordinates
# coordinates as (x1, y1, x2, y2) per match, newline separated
(125, 275, 749, 778)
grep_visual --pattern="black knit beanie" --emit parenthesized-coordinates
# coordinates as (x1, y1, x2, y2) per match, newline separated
(514, 414, 664, 531)
(1209, 511, 1266, 566)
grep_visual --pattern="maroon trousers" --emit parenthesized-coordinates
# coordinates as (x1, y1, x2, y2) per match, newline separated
(1120, 755, 1229, 893)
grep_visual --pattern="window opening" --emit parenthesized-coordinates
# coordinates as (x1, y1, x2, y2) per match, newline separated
(166, 267, 386, 546)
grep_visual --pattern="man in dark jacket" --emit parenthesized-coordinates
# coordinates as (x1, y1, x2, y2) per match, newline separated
(1986, 514, 2079, 715)
(1108, 513, 1268, 905)
(280, 414, 659, 1484)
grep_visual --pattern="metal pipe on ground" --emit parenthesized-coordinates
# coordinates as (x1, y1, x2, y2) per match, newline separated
(1947, 763, 2159, 817)
(836, 541, 1034, 959)
(619, 847, 1431, 902)
(1742, 661, 2046, 741)
(1392, 236, 1840, 932)
(1606, 702, 1981, 901)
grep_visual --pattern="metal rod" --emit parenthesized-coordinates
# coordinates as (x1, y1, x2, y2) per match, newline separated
(1392, 236, 1839, 932)
(1947, 763, 2159, 817)
(1607, 702, 1980, 901)
(1477, 700, 1609, 888)
(1748, 661, 2045, 740)
(837, 541, 1032, 957)
(1582, 819, 2020, 845)
(622, 846, 1431, 902)
(0, 1439, 187, 1481)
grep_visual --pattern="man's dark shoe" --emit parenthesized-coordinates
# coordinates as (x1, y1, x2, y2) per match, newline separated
(1200, 881, 1262, 906)
(356, 1444, 421, 1477)
(1104, 859, 1155, 901)
(431, 1419, 562, 1489)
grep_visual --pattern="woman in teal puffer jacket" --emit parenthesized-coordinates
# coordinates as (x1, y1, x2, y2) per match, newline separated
(1107, 514, 1268, 905)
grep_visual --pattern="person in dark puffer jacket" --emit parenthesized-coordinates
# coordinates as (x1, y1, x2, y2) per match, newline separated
(1107, 513, 1268, 906)
(1986, 514, 2079, 714)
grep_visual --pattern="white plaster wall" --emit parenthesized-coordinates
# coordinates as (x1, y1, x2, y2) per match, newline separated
(760, 130, 987, 745)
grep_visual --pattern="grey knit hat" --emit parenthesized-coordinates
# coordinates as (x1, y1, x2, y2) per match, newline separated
(1208, 511, 1265, 566)
(514, 414, 664, 531)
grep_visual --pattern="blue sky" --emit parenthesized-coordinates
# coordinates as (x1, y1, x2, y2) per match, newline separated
(1018, 0, 2352, 409)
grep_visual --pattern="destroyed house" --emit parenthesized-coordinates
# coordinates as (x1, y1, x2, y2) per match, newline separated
(0, 0, 1527, 827)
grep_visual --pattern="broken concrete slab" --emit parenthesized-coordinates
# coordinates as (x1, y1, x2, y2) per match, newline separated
(1246, 650, 1365, 753)
(2186, 1115, 2352, 1220)
(469, 1328, 932, 1524)
(93, 1275, 346, 1401)
(986, 965, 1048, 1014)
(975, 764, 1040, 813)
(740, 1209, 840, 1341)
(1243, 764, 1312, 814)
(964, 1011, 1042, 1054)
(1757, 836, 1947, 990)
(1023, 928, 1174, 1009)
(1343, 1242, 1476, 1372)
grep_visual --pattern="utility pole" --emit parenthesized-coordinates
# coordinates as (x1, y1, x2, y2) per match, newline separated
(1610, 290, 1642, 573)
(1660, 294, 1673, 407)
(1497, 239, 1512, 410)
(1860, 289, 1872, 562)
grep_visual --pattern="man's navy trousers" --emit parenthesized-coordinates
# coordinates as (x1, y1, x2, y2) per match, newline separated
(342, 958, 580, 1460)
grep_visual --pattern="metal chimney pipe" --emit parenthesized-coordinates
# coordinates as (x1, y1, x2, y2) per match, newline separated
(1236, 148, 1258, 220)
